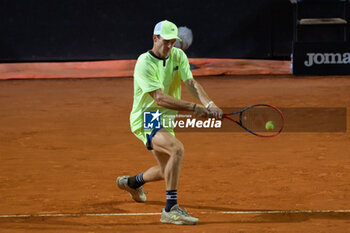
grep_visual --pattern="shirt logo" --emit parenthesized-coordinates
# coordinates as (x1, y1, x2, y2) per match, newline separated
(143, 110, 162, 129)
(173, 66, 179, 71)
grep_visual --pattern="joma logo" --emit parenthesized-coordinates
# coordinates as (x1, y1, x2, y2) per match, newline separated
(304, 53, 350, 67)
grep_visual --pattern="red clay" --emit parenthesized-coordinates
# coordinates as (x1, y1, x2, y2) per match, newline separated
(0, 59, 291, 80)
(0, 75, 350, 232)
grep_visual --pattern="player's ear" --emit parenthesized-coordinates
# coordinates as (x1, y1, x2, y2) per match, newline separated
(153, 35, 158, 43)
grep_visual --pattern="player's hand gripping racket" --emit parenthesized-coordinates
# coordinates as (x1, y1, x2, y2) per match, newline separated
(223, 104, 285, 137)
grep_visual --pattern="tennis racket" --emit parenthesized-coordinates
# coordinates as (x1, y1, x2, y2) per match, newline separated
(223, 104, 285, 137)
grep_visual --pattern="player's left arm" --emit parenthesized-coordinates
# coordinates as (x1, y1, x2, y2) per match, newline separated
(184, 78, 223, 119)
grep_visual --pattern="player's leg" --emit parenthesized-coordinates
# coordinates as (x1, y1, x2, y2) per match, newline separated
(142, 150, 169, 182)
(150, 129, 198, 225)
(116, 127, 168, 203)
(122, 128, 182, 197)
(118, 135, 179, 204)
(116, 128, 170, 203)
(150, 128, 184, 190)
(126, 128, 183, 189)
(124, 144, 170, 193)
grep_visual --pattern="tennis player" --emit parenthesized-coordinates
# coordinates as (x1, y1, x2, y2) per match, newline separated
(117, 20, 223, 225)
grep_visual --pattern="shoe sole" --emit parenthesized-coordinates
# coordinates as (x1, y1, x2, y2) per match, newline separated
(160, 218, 198, 225)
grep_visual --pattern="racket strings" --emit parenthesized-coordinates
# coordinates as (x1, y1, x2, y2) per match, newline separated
(242, 107, 283, 136)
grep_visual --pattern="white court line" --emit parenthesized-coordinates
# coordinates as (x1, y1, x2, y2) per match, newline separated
(215, 210, 350, 214)
(1, 210, 350, 218)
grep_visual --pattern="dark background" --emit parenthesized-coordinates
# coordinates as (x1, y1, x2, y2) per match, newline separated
(0, 0, 296, 62)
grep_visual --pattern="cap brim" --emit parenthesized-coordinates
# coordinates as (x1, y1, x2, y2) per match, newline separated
(161, 34, 182, 42)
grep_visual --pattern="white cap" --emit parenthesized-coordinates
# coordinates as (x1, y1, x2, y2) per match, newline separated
(153, 20, 181, 41)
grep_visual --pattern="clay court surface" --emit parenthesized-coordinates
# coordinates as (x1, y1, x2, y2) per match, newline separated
(0, 75, 350, 232)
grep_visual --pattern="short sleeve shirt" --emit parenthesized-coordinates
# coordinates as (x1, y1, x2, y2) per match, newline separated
(130, 47, 193, 132)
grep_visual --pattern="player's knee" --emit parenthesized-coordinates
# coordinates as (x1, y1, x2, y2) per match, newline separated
(170, 142, 184, 160)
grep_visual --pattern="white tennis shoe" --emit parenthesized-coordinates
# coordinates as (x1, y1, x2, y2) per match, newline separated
(116, 176, 146, 203)
(160, 204, 198, 225)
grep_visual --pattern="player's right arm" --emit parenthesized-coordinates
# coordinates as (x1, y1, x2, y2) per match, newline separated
(149, 89, 210, 118)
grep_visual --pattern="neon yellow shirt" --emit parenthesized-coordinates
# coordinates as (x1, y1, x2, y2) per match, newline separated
(130, 47, 193, 140)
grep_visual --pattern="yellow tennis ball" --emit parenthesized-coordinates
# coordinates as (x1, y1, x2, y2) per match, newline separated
(265, 121, 275, 131)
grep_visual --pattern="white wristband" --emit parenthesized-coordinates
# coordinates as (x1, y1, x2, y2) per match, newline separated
(205, 101, 214, 109)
